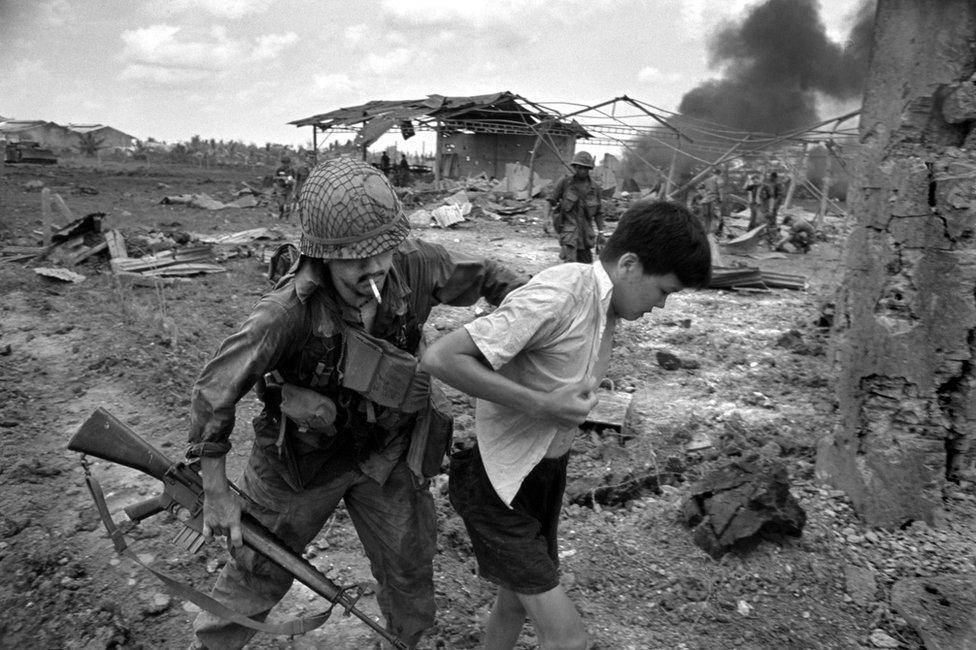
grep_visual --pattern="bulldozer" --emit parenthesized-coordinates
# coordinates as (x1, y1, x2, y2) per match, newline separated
(4, 140, 58, 165)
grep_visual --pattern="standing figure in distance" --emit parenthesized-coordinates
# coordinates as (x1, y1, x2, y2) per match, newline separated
(547, 151, 604, 263)
(271, 154, 296, 220)
(700, 167, 725, 236)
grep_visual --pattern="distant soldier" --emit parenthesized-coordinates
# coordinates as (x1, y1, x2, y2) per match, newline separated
(742, 173, 763, 231)
(547, 151, 604, 263)
(380, 151, 391, 177)
(271, 155, 296, 220)
(700, 167, 725, 236)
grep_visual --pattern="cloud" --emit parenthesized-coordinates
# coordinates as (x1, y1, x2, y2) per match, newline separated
(121, 24, 238, 71)
(38, 0, 74, 26)
(252, 32, 298, 60)
(162, 0, 273, 19)
(119, 64, 212, 86)
(119, 23, 299, 86)
(343, 23, 368, 45)
(314, 73, 355, 93)
(379, 0, 547, 27)
(637, 66, 683, 84)
(360, 47, 414, 76)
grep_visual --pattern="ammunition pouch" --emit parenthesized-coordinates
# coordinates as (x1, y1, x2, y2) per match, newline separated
(342, 326, 453, 478)
(406, 383, 454, 479)
(341, 327, 430, 413)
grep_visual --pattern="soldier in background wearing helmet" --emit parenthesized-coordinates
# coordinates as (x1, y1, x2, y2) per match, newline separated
(546, 151, 604, 263)
(271, 154, 296, 220)
(187, 158, 525, 649)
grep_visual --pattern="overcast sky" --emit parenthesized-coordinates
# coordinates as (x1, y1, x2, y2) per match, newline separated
(0, 0, 864, 152)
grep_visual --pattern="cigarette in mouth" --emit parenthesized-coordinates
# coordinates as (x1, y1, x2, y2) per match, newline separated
(369, 277, 382, 304)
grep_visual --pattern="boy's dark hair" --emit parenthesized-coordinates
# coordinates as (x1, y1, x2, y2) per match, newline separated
(599, 200, 711, 289)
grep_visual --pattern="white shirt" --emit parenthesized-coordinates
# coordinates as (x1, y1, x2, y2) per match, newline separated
(464, 261, 616, 506)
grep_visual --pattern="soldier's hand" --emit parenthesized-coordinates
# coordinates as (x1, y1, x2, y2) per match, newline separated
(202, 487, 243, 549)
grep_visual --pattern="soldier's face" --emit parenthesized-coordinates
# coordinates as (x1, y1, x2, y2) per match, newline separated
(327, 250, 395, 307)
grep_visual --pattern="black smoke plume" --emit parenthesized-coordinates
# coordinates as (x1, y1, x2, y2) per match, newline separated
(678, 0, 873, 133)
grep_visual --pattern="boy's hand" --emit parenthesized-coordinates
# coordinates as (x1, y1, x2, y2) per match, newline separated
(541, 377, 600, 426)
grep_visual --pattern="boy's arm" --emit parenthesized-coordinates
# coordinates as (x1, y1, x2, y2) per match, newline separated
(420, 328, 598, 427)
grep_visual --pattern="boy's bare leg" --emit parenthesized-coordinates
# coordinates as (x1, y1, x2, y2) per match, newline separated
(486, 584, 587, 650)
(485, 587, 526, 650)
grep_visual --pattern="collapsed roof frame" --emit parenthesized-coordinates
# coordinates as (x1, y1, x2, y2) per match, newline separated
(291, 93, 858, 198)
(290, 92, 699, 187)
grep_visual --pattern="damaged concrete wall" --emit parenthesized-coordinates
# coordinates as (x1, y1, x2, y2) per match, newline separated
(441, 132, 573, 181)
(816, 0, 976, 527)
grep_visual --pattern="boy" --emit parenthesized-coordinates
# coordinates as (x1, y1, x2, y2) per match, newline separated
(420, 201, 711, 649)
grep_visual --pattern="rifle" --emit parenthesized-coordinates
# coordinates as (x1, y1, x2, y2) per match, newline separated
(67, 407, 407, 649)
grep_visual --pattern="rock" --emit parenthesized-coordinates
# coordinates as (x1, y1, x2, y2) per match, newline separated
(844, 564, 877, 605)
(891, 574, 976, 650)
(141, 592, 171, 616)
(679, 455, 806, 559)
(869, 629, 900, 648)
(656, 350, 682, 371)
(775, 329, 804, 351)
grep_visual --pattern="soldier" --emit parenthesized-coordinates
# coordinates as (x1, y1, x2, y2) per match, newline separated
(188, 158, 525, 649)
(547, 151, 604, 263)
(271, 155, 296, 220)
(700, 167, 725, 236)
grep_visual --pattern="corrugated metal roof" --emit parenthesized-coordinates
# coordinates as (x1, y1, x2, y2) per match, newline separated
(290, 91, 589, 138)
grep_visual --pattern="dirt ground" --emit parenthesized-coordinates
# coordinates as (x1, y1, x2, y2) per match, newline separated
(2, 159, 974, 650)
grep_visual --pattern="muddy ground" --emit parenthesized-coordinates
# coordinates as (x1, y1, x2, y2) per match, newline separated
(1, 160, 974, 650)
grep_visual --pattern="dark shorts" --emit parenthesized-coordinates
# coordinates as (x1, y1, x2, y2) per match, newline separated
(448, 444, 568, 595)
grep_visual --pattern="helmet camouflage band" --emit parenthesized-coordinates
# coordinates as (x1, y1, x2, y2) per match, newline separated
(297, 157, 409, 260)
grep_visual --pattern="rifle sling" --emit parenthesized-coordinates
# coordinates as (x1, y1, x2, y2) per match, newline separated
(82, 471, 334, 636)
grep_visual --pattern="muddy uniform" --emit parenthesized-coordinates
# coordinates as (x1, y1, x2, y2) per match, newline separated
(548, 175, 603, 263)
(188, 238, 522, 649)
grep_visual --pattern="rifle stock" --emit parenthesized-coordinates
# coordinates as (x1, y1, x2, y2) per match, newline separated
(68, 407, 407, 649)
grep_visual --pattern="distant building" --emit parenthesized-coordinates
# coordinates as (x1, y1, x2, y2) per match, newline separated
(0, 120, 80, 152)
(67, 124, 139, 152)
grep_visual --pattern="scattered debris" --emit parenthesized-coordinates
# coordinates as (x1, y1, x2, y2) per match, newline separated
(583, 388, 634, 431)
(160, 192, 259, 210)
(891, 574, 976, 650)
(709, 266, 807, 291)
(34, 267, 86, 283)
(679, 455, 806, 559)
(719, 225, 768, 256)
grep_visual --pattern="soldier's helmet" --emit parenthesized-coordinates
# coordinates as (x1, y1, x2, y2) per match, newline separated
(297, 157, 409, 259)
(570, 151, 595, 168)
(281, 154, 291, 164)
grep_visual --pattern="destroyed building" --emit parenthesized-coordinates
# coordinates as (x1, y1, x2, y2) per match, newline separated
(290, 91, 590, 183)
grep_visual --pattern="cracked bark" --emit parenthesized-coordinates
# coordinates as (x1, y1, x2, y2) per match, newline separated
(815, 0, 976, 527)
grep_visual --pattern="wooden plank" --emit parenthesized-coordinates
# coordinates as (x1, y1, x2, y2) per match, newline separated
(584, 389, 634, 430)
(52, 193, 74, 223)
(68, 240, 108, 265)
(104, 230, 128, 259)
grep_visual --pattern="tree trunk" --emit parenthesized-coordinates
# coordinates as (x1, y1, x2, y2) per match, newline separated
(816, 0, 976, 528)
